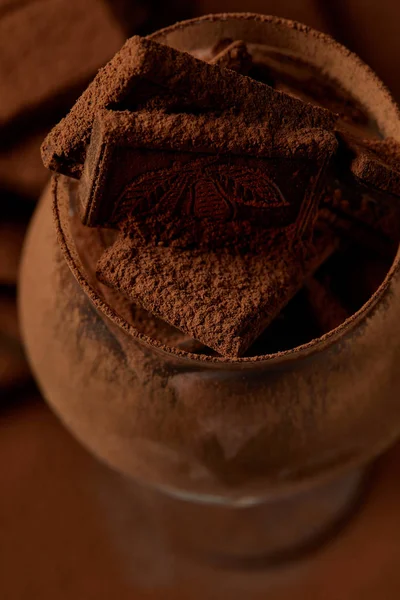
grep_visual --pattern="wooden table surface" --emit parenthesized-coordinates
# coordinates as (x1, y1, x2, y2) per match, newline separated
(1, 395, 400, 599)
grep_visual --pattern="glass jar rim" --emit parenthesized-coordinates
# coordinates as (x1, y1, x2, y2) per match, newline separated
(54, 13, 400, 366)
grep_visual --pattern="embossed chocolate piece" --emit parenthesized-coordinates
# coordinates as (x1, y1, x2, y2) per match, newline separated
(87, 104, 338, 354)
(41, 35, 337, 178)
(80, 109, 338, 247)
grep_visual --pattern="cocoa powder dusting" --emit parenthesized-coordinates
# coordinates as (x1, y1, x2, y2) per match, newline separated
(97, 230, 336, 357)
(41, 35, 337, 178)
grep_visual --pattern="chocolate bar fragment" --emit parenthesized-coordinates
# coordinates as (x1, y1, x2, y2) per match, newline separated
(97, 230, 336, 357)
(79, 109, 338, 245)
(248, 43, 373, 132)
(209, 40, 253, 74)
(320, 133, 400, 252)
(305, 277, 349, 333)
(42, 35, 337, 178)
(0, 0, 124, 134)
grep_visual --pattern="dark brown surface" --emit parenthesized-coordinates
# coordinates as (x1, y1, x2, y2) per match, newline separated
(2, 396, 400, 599)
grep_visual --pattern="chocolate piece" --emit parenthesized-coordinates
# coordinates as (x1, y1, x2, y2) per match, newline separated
(0, 0, 124, 133)
(248, 44, 374, 132)
(42, 35, 337, 178)
(79, 109, 338, 246)
(349, 137, 400, 197)
(97, 231, 336, 357)
(209, 40, 253, 74)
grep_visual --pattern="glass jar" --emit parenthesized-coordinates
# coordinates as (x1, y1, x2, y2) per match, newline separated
(20, 14, 400, 565)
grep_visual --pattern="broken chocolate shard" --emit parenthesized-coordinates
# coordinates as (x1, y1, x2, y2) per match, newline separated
(321, 133, 400, 249)
(79, 108, 338, 248)
(42, 35, 338, 178)
(349, 137, 400, 198)
(97, 230, 337, 357)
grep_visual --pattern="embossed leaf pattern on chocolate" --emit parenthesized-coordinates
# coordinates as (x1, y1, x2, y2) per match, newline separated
(113, 158, 290, 228)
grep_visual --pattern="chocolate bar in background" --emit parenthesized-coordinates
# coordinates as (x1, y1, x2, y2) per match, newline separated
(0, 0, 126, 135)
(0, 0, 151, 397)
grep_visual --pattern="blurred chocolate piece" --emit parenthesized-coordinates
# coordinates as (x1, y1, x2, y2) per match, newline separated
(209, 40, 253, 74)
(0, 0, 124, 135)
(42, 36, 337, 178)
(320, 134, 400, 254)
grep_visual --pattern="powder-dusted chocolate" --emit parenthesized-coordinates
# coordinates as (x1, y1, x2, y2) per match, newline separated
(0, 0, 124, 132)
(248, 44, 373, 131)
(97, 229, 336, 356)
(79, 108, 337, 244)
(42, 35, 338, 178)
(209, 40, 253, 74)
